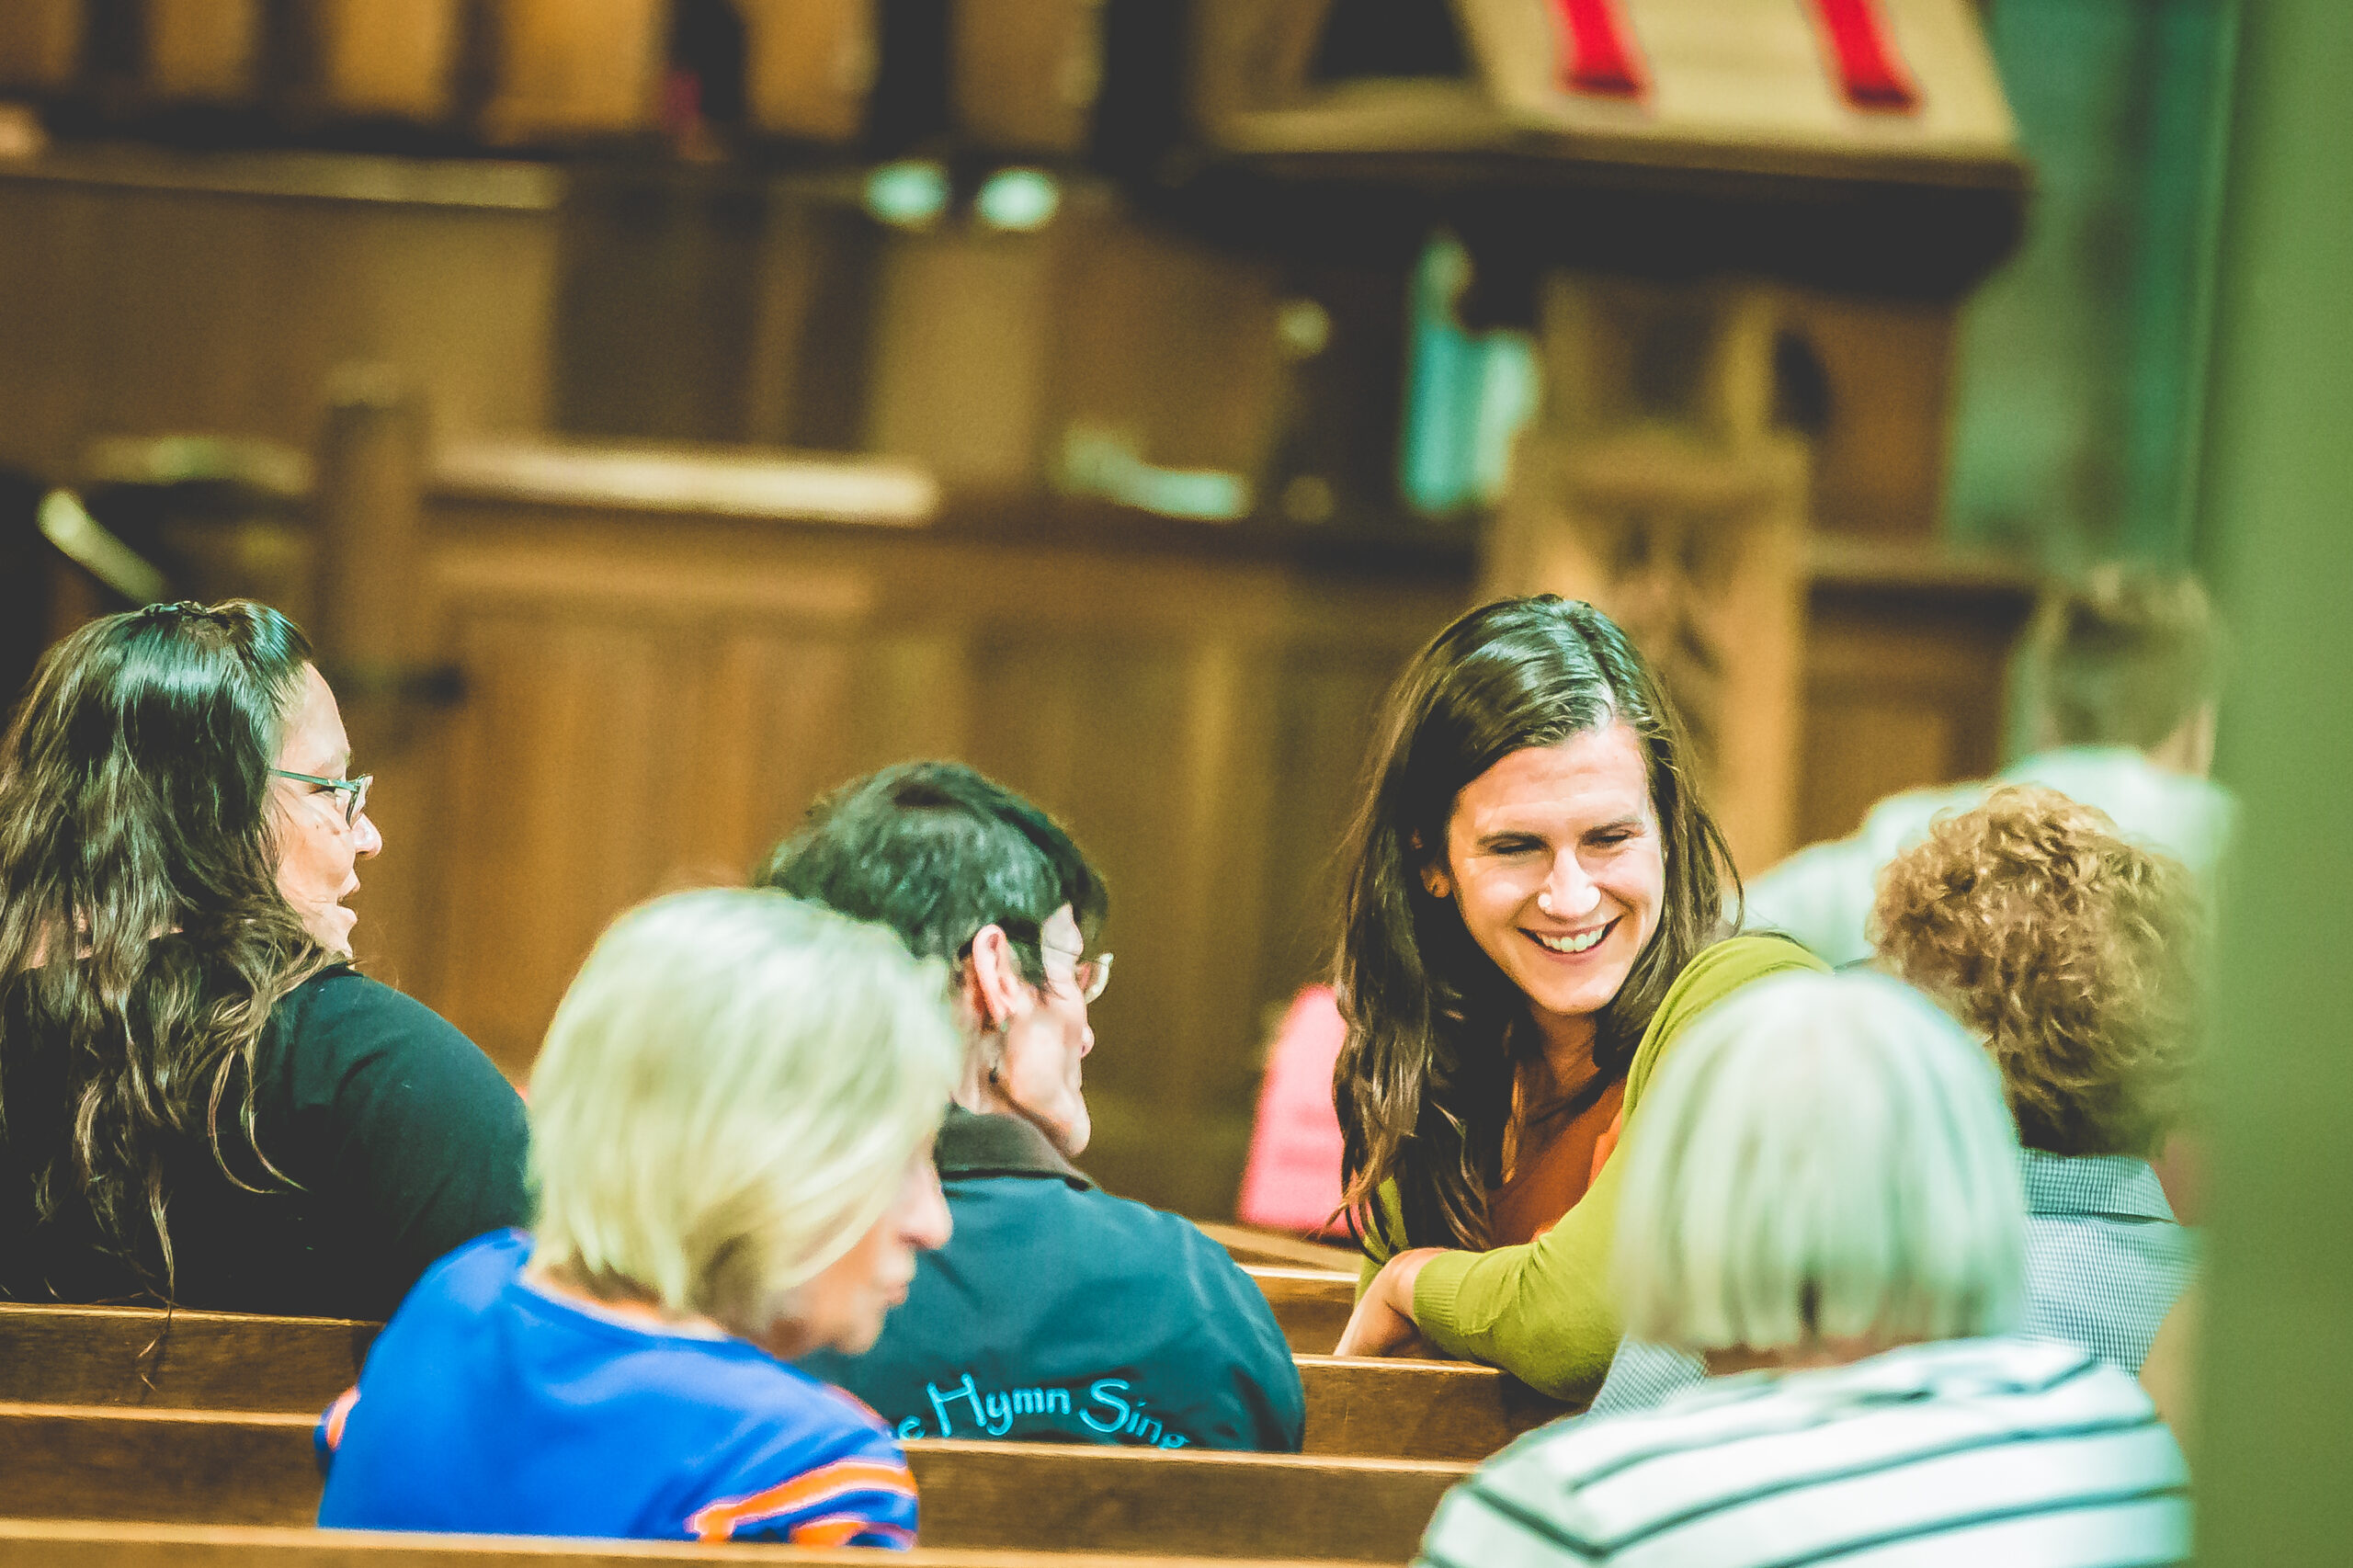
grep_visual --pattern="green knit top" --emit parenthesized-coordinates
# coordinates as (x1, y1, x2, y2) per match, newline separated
(1356, 933, 1828, 1403)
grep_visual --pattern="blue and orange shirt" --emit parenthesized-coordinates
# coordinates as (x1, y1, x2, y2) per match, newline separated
(315, 1230, 917, 1549)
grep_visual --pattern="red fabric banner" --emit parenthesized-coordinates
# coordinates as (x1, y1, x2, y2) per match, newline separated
(1810, 0, 1920, 111)
(1550, 0, 1646, 97)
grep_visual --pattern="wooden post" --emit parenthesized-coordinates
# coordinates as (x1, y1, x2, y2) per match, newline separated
(480, 0, 665, 143)
(1483, 274, 1810, 876)
(307, 0, 468, 123)
(141, 0, 266, 105)
(313, 365, 430, 690)
(312, 366, 450, 991)
(741, 0, 876, 145)
(0, 0, 84, 91)
(952, 0, 1105, 156)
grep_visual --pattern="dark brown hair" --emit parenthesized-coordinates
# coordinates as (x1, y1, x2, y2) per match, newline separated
(1334, 597, 1738, 1255)
(0, 601, 330, 1295)
(1870, 785, 2202, 1157)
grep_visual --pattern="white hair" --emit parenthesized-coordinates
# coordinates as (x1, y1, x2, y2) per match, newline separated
(528, 889, 961, 1338)
(1613, 970, 2026, 1354)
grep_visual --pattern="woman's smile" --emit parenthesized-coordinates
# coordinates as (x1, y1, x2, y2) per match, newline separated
(1527, 917, 1617, 957)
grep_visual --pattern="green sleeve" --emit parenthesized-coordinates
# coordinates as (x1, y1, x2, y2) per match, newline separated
(1407, 935, 1830, 1403)
(1356, 1181, 1404, 1300)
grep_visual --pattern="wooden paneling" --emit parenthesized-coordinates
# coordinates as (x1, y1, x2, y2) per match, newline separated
(0, 0, 84, 90)
(1798, 570, 2034, 845)
(309, 0, 470, 124)
(324, 485, 1472, 1220)
(742, 0, 878, 144)
(480, 0, 667, 143)
(142, 0, 266, 106)
(0, 155, 558, 481)
(952, 0, 1105, 155)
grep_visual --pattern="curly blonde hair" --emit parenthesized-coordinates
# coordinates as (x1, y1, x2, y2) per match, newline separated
(1869, 785, 2202, 1157)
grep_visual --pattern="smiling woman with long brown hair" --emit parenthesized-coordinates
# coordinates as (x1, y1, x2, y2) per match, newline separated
(1329, 596, 1824, 1401)
(0, 600, 528, 1317)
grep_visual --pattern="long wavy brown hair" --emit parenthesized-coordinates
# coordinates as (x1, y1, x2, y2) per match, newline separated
(0, 601, 331, 1296)
(1334, 597, 1739, 1256)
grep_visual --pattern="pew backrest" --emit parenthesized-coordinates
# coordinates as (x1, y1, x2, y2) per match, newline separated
(0, 1518, 1391, 1568)
(0, 1304, 375, 1411)
(0, 1294, 1557, 1462)
(1197, 1223, 1360, 1274)
(1245, 1267, 1352, 1356)
(0, 1403, 1465, 1562)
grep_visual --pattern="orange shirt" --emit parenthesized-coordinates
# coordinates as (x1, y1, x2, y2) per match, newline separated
(1486, 1073, 1628, 1248)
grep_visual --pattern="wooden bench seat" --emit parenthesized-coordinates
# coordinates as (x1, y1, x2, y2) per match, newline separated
(0, 1518, 1388, 1568)
(0, 1301, 1562, 1463)
(0, 1403, 1463, 1562)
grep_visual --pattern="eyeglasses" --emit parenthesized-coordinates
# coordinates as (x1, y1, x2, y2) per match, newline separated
(271, 768, 373, 828)
(961, 921, 1113, 1005)
(1051, 949, 1114, 1006)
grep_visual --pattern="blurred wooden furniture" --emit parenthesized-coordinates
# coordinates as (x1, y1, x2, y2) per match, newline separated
(0, 1519, 1374, 1568)
(307, 0, 472, 126)
(306, 429, 1469, 1220)
(1191, 0, 2016, 176)
(1251, 1270, 1353, 1356)
(742, 0, 877, 144)
(1483, 277, 1809, 873)
(481, 0, 665, 143)
(1199, 1223, 1358, 1271)
(139, 0, 267, 108)
(0, 1282, 1554, 1463)
(0, 0, 83, 93)
(0, 1402, 1467, 1559)
(953, 0, 1104, 156)
(1796, 539, 2037, 845)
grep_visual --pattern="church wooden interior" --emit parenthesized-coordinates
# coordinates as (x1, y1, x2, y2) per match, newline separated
(0, 1, 2122, 1562)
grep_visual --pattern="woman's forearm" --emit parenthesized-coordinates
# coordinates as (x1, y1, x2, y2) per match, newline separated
(1333, 1247, 1445, 1358)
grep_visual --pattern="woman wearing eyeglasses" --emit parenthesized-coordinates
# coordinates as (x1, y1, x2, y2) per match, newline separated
(0, 600, 529, 1319)
(767, 761, 1304, 1453)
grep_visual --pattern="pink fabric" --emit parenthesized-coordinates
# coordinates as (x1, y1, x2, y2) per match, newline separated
(1235, 986, 1350, 1238)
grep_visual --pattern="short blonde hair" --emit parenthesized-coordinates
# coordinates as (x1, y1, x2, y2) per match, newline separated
(2025, 563, 2221, 750)
(1870, 786, 2203, 1156)
(1614, 971, 2026, 1355)
(528, 890, 961, 1337)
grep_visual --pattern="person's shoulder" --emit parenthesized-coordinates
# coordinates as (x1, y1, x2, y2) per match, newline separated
(1630, 935, 1829, 1098)
(1685, 932, 1831, 988)
(274, 966, 472, 1055)
(685, 1369, 915, 1546)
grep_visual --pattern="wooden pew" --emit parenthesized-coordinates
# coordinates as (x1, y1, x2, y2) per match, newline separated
(0, 1518, 1378, 1568)
(0, 1403, 1464, 1562)
(1248, 1267, 1352, 1356)
(0, 1301, 1564, 1463)
(1198, 1224, 1359, 1273)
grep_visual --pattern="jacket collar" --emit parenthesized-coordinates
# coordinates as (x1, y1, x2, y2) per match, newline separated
(2019, 1149, 2178, 1224)
(936, 1105, 1095, 1191)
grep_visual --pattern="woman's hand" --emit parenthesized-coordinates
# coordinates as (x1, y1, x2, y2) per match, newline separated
(1333, 1248, 1446, 1358)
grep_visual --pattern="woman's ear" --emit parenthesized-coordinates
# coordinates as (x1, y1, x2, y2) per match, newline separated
(963, 924, 1029, 1029)
(1411, 831, 1451, 900)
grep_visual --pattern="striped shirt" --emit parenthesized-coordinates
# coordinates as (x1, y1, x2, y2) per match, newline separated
(1418, 1337, 2188, 1568)
(1586, 1153, 2197, 1420)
